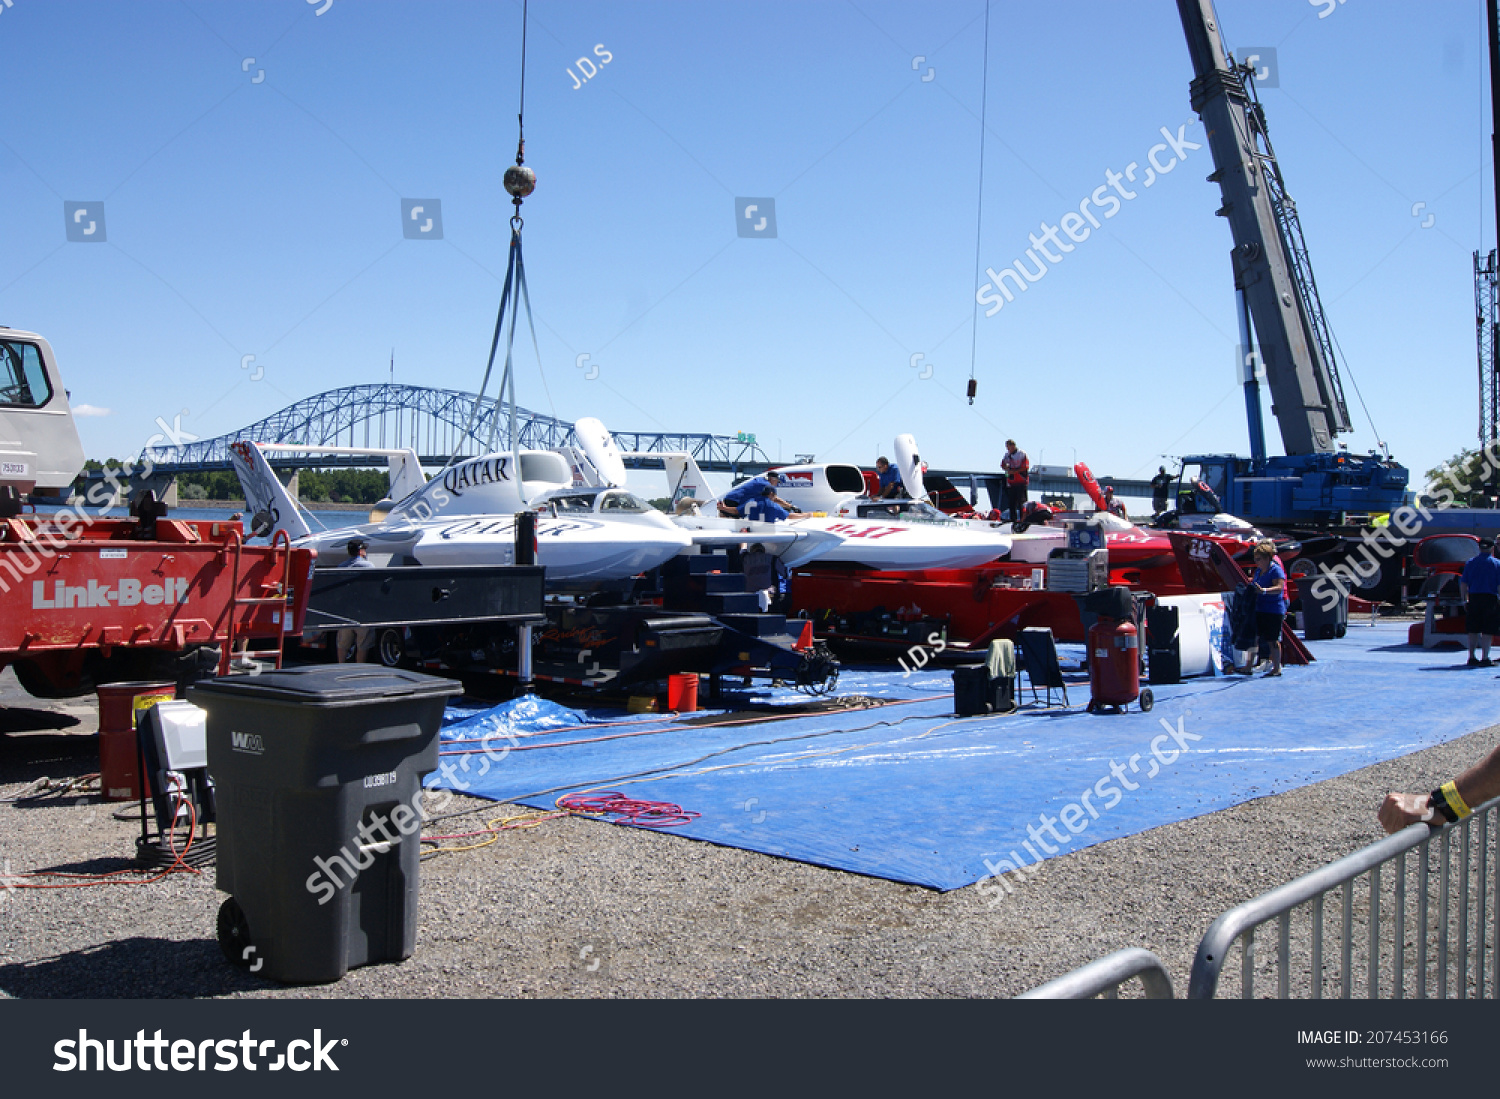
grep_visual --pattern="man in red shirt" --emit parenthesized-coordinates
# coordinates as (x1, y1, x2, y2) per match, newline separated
(1000, 439, 1030, 524)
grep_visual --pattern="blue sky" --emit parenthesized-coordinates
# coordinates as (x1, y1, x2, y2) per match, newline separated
(0, 0, 1490, 487)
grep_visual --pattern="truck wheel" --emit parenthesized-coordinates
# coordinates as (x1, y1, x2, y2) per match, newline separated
(1138, 688, 1154, 713)
(11, 655, 94, 699)
(378, 628, 405, 668)
(217, 897, 255, 968)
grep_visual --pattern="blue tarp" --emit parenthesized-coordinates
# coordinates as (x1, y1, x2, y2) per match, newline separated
(441, 695, 592, 739)
(427, 623, 1494, 890)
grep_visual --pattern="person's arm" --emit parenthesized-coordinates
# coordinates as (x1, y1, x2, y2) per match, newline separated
(771, 493, 799, 511)
(1380, 743, 1500, 833)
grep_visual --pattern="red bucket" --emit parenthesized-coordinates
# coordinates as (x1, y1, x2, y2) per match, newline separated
(96, 681, 176, 802)
(666, 673, 699, 713)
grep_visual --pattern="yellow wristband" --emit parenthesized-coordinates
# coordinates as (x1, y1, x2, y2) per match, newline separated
(1440, 781, 1473, 820)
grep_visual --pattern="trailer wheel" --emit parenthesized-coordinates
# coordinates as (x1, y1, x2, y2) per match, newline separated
(377, 628, 405, 668)
(217, 897, 255, 968)
(1138, 688, 1154, 713)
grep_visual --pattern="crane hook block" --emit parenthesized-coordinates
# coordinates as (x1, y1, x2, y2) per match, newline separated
(504, 165, 537, 200)
(966, 377, 977, 405)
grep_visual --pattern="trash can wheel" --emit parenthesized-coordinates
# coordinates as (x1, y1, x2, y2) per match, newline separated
(217, 896, 255, 967)
(1138, 688, 1154, 713)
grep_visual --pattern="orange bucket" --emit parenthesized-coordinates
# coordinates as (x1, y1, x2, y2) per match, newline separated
(666, 673, 699, 713)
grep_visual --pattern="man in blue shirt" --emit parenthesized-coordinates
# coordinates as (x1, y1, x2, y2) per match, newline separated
(717, 471, 800, 521)
(1460, 538, 1500, 667)
(874, 456, 904, 499)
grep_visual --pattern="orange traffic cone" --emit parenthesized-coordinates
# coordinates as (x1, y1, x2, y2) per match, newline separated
(794, 619, 814, 651)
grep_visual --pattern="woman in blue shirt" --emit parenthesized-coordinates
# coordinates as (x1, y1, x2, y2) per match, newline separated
(1249, 540, 1288, 678)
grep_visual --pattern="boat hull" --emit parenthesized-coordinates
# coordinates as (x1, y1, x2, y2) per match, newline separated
(411, 515, 693, 579)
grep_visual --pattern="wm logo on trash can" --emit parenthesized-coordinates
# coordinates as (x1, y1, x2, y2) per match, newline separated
(230, 731, 265, 755)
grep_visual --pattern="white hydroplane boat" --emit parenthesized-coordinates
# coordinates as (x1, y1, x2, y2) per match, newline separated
(230, 439, 694, 582)
(557, 418, 843, 569)
(566, 426, 1012, 572)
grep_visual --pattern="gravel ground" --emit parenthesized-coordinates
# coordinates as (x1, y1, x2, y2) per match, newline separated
(0, 665, 1492, 999)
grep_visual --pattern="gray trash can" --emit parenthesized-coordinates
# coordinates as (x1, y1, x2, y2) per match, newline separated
(189, 665, 461, 984)
(1300, 569, 1348, 641)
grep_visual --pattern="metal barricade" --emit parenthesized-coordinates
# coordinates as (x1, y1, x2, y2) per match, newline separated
(1017, 948, 1174, 1000)
(1189, 796, 1500, 999)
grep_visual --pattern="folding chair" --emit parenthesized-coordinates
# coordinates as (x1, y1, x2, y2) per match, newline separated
(1017, 627, 1069, 708)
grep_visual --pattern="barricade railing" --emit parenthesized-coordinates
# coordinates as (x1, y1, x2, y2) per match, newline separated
(1016, 948, 1174, 1000)
(1187, 796, 1500, 999)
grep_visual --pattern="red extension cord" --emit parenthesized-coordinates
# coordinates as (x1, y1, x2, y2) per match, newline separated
(556, 791, 700, 828)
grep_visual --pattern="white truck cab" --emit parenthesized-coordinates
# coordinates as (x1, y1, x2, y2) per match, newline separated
(0, 328, 86, 498)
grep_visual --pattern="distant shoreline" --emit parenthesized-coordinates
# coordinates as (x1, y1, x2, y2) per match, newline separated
(173, 498, 374, 512)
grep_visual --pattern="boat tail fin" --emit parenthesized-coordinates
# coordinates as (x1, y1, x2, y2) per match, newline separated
(228, 441, 311, 540)
(387, 449, 426, 501)
(662, 453, 713, 511)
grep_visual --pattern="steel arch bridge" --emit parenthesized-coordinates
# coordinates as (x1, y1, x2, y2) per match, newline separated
(143, 384, 770, 473)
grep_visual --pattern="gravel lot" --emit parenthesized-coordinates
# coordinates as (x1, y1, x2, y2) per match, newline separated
(1, 666, 1492, 999)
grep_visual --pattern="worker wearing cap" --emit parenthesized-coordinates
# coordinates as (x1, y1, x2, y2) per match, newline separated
(874, 457, 904, 499)
(1461, 538, 1500, 668)
(718, 471, 801, 522)
(339, 538, 373, 568)
(335, 539, 375, 663)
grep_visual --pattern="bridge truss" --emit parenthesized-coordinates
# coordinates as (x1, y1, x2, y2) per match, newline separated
(143, 384, 770, 473)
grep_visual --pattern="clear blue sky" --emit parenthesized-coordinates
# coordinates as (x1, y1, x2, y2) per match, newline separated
(0, 0, 1490, 486)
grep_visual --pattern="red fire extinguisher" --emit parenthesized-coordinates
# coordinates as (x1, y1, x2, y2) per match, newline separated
(1085, 617, 1153, 714)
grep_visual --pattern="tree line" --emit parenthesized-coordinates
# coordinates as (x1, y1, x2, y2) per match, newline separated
(74, 461, 392, 505)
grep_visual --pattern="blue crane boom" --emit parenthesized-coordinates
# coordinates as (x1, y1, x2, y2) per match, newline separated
(1179, 0, 1349, 455)
(1173, 0, 1408, 526)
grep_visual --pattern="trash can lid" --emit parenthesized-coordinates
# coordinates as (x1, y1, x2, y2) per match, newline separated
(188, 665, 463, 707)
